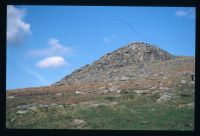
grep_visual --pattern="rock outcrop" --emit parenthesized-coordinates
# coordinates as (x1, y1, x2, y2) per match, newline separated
(55, 42, 194, 85)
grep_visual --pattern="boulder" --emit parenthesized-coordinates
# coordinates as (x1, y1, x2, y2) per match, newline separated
(109, 86, 121, 93)
(17, 110, 28, 114)
(72, 119, 86, 126)
(7, 96, 15, 99)
(157, 91, 174, 103)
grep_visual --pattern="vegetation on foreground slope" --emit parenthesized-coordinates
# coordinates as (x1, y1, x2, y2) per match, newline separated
(6, 80, 194, 130)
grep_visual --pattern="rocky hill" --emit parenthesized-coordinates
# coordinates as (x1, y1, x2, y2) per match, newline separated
(55, 42, 194, 85)
(6, 42, 195, 129)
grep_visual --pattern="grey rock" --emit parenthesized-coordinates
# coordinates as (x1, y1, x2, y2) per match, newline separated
(134, 90, 150, 94)
(39, 104, 50, 108)
(53, 42, 194, 86)
(157, 91, 174, 103)
(7, 96, 15, 99)
(180, 80, 186, 84)
(187, 103, 194, 108)
(72, 119, 86, 126)
(75, 91, 86, 94)
(16, 104, 36, 111)
(10, 118, 15, 122)
(109, 86, 121, 93)
(55, 93, 62, 96)
(17, 110, 28, 114)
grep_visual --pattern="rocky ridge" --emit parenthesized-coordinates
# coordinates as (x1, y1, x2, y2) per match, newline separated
(55, 42, 193, 85)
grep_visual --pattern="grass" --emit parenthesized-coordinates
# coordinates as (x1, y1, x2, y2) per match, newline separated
(6, 84, 194, 130)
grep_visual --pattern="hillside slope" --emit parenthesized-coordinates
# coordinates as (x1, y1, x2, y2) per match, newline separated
(6, 42, 195, 129)
(55, 42, 194, 85)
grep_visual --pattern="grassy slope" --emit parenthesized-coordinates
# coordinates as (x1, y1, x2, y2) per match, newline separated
(6, 83, 194, 130)
(6, 57, 195, 129)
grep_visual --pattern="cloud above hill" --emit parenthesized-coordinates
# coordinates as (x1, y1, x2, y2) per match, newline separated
(27, 38, 72, 57)
(175, 8, 195, 18)
(36, 56, 67, 68)
(7, 5, 31, 43)
(28, 38, 71, 69)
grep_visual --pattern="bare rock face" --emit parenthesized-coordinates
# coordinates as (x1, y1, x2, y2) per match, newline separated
(98, 42, 173, 66)
(54, 42, 187, 85)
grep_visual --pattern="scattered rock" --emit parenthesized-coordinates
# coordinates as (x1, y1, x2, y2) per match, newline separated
(71, 104, 76, 106)
(50, 103, 57, 106)
(6, 96, 15, 99)
(72, 119, 86, 127)
(177, 103, 194, 108)
(150, 86, 157, 90)
(55, 93, 62, 96)
(134, 90, 150, 94)
(157, 91, 174, 103)
(19, 103, 63, 110)
(163, 76, 168, 80)
(180, 80, 186, 84)
(80, 101, 109, 108)
(75, 91, 86, 94)
(99, 90, 108, 94)
(142, 121, 149, 123)
(58, 105, 64, 108)
(120, 76, 129, 81)
(17, 110, 28, 114)
(187, 103, 194, 108)
(177, 104, 186, 108)
(109, 86, 121, 93)
(29, 106, 37, 111)
(89, 103, 107, 107)
(10, 118, 15, 122)
(98, 86, 106, 90)
(39, 104, 49, 108)
(17, 104, 37, 111)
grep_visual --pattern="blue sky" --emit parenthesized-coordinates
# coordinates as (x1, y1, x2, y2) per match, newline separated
(6, 6, 196, 90)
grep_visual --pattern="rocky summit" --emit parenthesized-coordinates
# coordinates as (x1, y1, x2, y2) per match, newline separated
(55, 42, 193, 85)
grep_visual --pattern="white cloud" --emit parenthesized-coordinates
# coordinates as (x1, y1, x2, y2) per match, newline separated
(22, 68, 48, 84)
(7, 5, 31, 43)
(175, 8, 195, 18)
(176, 11, 187, 17)
(27, 38, 72, 57)
(36, 56, 67, 68)
(103, 35, 117, 43)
